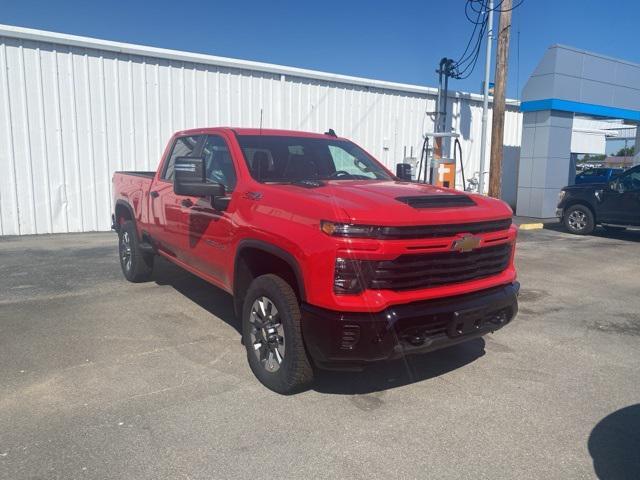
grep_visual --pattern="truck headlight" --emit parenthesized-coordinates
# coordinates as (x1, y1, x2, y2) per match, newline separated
(321, 221, 381, 238)
(334, 257, 369, 294)
(557, 190, 566, 204)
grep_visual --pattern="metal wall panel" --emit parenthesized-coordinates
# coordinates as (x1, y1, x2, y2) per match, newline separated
(0, 25, 522, 235)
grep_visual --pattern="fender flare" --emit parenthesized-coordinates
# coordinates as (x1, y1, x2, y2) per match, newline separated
(564, 199, 597, 222)
(113, 200, 139, 236)
(115, 199, 136, 223)
(234, 239, 306, 302)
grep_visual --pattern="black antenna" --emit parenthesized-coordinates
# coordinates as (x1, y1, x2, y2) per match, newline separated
(324, 128, 337, 137)
(259, 108, 263, 134)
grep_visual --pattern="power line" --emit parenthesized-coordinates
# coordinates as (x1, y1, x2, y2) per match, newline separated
(457, 3, 484, 63)
(457, 6, 487, 66)
(452, 0, 524, 80)
(456, 13, 489, 79)
(492, 0, 525, 12)
(453, 0, 489, 79)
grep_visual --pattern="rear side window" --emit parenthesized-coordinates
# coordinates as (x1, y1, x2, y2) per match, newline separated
(162, 135, 203, 181)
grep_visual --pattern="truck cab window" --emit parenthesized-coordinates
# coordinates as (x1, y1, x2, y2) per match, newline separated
(202, 135, 237, 192)
(236, 135, 392, 183)
(620, 167, 640, 191)
(162, 135, 203, 181)
(328, 145, 378, 179)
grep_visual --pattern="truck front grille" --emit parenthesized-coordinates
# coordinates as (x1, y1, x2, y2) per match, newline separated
(366, 243, 512, 291)
(375, 218, 512, 239)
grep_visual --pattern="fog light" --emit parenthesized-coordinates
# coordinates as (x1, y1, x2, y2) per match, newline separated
(340, 325, 360, 350)
(496, 309, 509, 324)
(491, 309, 510, 325)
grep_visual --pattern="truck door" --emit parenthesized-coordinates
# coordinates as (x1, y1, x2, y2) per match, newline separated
(598, 186, 626, 224)
(180, 133, 239, 286)
(617, 167, 640, 225)
(150, 134, 205, 258)
(599, 166, 640, 225)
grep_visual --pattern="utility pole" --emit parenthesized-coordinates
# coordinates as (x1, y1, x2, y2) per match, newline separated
(488, 0, 512, 198)
(478, 0, 494, 195)
(634, 123, 640, 166)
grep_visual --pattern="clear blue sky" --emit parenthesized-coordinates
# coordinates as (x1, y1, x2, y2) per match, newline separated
(2, 0, 640, 100)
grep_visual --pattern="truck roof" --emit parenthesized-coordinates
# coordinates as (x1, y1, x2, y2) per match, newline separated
(174, 127, 344, 140)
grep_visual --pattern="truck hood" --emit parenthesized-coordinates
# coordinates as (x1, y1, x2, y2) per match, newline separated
(285, 180, 513, 225)
(563, 183, 607, 192)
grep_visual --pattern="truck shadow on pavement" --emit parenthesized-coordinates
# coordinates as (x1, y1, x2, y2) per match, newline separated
(588, 404, 640, 479)
(150, 257, 486, 395)
(312, 338, 485, 395)
(544, 222, 640, 242)
(151, 257, 241, 335)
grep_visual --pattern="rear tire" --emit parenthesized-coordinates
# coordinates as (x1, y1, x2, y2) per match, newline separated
(242, 274, 313, 394)
(563, 205, 595, 235)
(118, 220, 154, 282)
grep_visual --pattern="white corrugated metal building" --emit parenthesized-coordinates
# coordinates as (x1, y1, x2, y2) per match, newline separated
(0, 24, 523, 236)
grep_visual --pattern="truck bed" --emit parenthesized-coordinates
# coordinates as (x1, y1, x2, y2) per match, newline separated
(112, 171, 156, 225)
(114, 171, 155, 178)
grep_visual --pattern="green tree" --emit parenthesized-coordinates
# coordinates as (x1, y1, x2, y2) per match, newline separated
(614, 146, 635, 156)
(580, 153, 605, 162)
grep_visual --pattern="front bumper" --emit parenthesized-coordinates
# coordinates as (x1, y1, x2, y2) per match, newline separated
(301, 282, 519, 370)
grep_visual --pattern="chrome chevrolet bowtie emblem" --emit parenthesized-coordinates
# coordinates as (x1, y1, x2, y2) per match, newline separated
(451, 234, 481, 253)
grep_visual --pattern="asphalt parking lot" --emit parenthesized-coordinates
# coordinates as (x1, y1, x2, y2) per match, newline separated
(1, 225, 639, 479)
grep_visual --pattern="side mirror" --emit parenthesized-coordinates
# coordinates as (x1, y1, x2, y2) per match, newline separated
(174, 157, 225, 197)
(213, 196, 231, 211)
(396, 163, 412, 181)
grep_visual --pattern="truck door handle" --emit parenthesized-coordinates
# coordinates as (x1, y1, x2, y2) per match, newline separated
(150, 191, 159, 198)
(181, 199, 194, 208)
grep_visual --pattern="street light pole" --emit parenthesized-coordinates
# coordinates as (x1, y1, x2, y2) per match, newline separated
(478, 0, 494, 195)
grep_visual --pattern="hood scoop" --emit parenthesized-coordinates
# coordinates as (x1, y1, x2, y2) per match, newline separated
(396, 194, 476, 209)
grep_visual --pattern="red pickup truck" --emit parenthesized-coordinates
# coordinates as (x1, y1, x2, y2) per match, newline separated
(112, 128, 518, 393)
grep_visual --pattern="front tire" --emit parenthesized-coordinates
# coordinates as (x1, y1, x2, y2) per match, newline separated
(118, 220, 154, 282)
(242, 274, 313, 394)
(563, 205, 595, 235)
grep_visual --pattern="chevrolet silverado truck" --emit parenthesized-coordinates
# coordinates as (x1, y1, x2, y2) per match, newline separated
(557, 165, 640, 235)
(112, 128, 519, 394)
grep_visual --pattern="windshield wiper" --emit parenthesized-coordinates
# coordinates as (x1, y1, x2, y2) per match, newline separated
(320, 174, 377, 181)
(292, 179, 325, 188)
(263, 179, 325, 188)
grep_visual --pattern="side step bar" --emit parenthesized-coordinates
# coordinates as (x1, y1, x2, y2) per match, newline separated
(139, 230, 156, 254)
(138, 242, 155, 254)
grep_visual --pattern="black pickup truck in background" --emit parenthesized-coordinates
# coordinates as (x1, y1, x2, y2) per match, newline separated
(557, 165, 640, 235)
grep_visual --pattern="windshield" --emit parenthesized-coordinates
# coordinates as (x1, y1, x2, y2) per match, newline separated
(236, 135, 393, 183)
